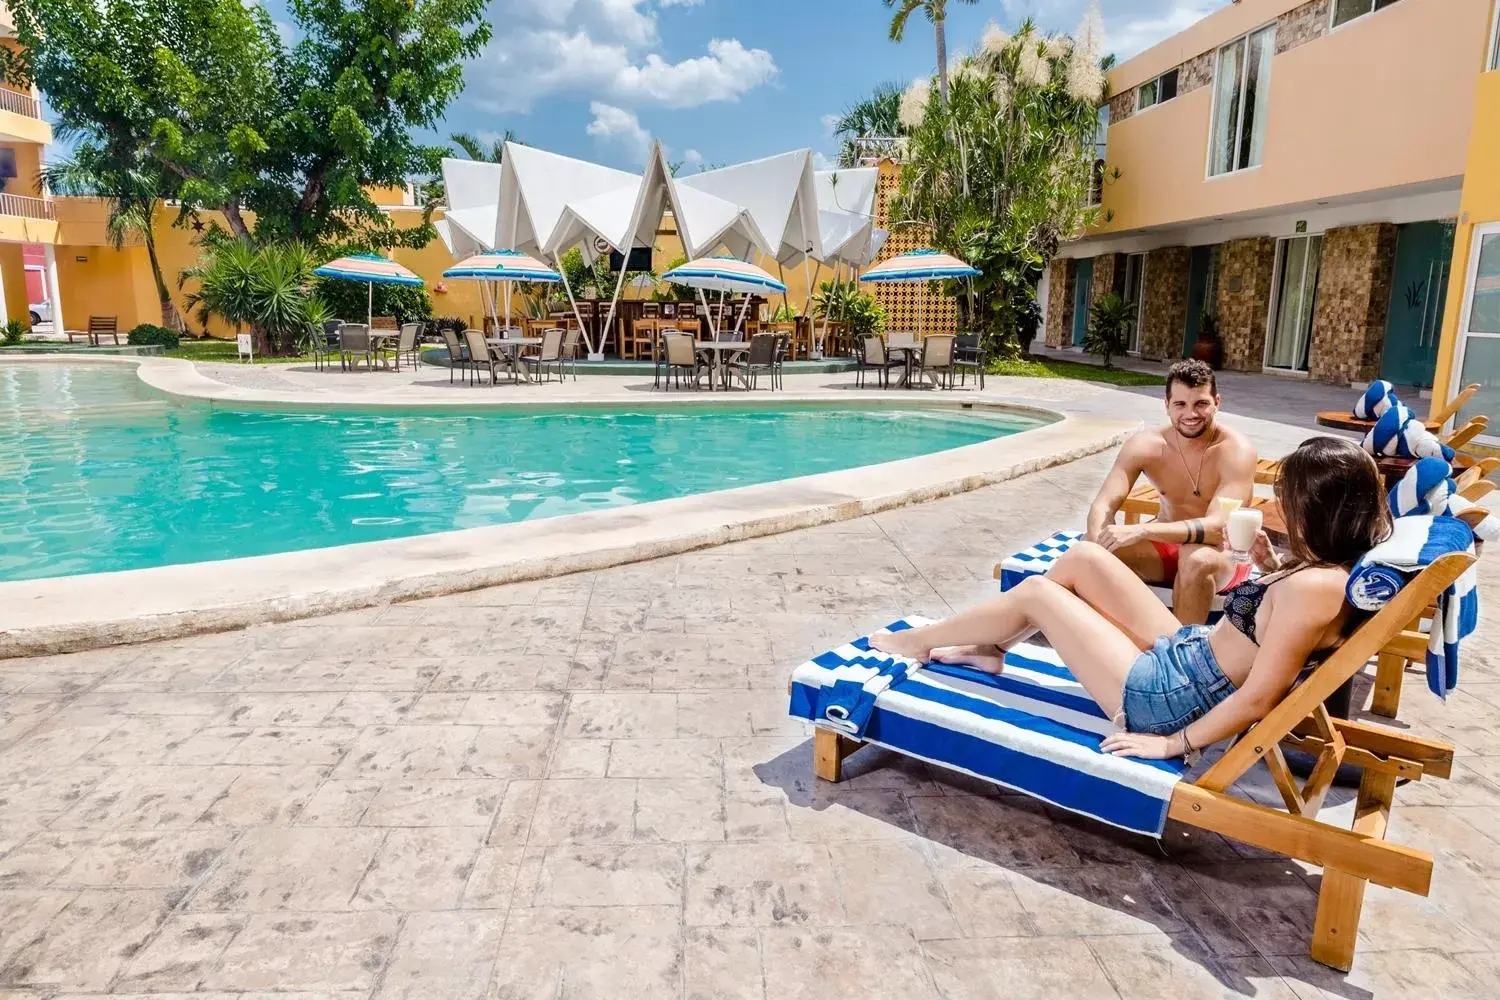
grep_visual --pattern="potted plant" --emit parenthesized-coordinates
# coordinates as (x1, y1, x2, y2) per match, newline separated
(1191, 310, 1224, 369)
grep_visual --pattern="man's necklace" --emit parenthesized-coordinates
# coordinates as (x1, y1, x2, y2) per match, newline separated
(1170, 427, 1214, 497)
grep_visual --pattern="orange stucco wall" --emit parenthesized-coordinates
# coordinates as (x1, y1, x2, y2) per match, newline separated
(1094, 0, 1487, 235)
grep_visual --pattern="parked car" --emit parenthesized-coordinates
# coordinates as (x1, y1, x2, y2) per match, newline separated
(28, 300, 51, 325)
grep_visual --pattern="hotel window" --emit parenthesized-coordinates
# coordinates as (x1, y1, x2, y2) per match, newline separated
(1137, 68, 1179, 111)
(1491, 0, 1500, 71)
(1209, 25, 1275, 176)
(1331, 0, 1403, 30)
(1088, 106, 1109, 207)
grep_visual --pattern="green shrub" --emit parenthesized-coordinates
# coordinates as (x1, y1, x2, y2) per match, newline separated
(1085, 292, 1135, 370)
(126, 323, 181, 349)
(315, 277, 432, 324)
(1, 319, 26, 345)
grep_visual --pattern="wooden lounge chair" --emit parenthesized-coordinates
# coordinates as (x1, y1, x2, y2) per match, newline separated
(795, 552, 1471, 972)
(1257, 417, 1490, 485)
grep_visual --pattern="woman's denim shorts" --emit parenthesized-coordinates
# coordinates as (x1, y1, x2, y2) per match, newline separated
(1121, 625, 1237, 736)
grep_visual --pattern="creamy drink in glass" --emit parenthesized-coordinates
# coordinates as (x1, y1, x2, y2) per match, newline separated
(1227, 507, 1263, 563)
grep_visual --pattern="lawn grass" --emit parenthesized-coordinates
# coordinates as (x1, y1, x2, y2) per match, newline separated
(165, 338, 316, 365)
(987, 355, 1165, 387)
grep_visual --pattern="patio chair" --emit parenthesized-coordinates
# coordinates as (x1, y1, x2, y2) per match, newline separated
(954, 333, 986, 389)
(440, 328, 470, 384)
(66, 315, 119, 346)
(1255, 417, 1490, 485)
(915, 334, 956, 389)
(773, 333, 789, 390)
(338, 324, 372, 371)
(370, 315, 399, 331)
(380, 323, 421, 372)
(791, 551, 1472, 972)
(728, 332, 779, 390)
(661, 332, 704, 391)
(462, 328, 501, 386)
(523, 327, 565, 383)
(854, 334, 903, 389)
(308, 323, 338, 372)
(560, 328, 582, 381)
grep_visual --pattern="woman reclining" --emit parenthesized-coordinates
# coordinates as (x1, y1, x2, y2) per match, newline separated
(872, 437, 1389, 760)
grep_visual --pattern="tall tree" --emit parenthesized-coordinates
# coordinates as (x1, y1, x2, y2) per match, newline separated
(832, 82, 905, 167)
(41, 142, 182, 329)
(449, 130, 519, 163)
(894, 15, 1111, 357)
(10, 0, 490, 247)
(882, 0, 978, 108)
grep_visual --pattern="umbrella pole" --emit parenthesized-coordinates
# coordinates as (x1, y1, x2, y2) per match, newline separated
(504, 280, 512, 333)
(777, 261, 790, 316)
(802, 257, 817, 358)
(367, 282, 373, 329)
(554, 251, 595, 358)
(698, 289, 717, 338)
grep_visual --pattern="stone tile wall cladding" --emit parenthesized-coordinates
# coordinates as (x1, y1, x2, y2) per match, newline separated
(1091, 253, 1122, 307)
(1140, 247, 1192, 361)
(1105, 0, 1327, 125)
(1217, 237, 1278, 371)
(1045, 258, 1074, 349)
(1306, 223, 1398, 385)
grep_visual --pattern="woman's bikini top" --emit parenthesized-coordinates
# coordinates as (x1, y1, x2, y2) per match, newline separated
(1222, 567, 1305, 646)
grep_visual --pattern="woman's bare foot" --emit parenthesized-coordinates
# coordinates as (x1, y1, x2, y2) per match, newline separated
(869, 629, 932, 663)
(931, 644, 1007, 673)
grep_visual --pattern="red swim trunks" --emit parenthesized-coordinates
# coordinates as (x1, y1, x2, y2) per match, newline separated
(1151, 542, 1253, 593)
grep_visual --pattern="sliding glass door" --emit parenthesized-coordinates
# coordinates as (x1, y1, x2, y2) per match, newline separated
(1453, 224, 1500, 442)
(1122, 253, 1146, 353)
(1265, 235, 1322, 372)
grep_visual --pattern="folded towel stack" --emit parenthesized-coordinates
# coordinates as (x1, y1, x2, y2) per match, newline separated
(1347, 514, 1478, 698)
(1389, 456, 1500, 543)
(810, 628, 923, 737)
(1354, 379, 1397, 420)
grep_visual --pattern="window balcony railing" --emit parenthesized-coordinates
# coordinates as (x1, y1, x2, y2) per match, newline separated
(851, 136, 907, 163)
(0, 192, 55, 220)
(0, 87, 40, 119)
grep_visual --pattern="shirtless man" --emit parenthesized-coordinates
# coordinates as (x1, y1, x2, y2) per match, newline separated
(1085, 359, 1257, 625)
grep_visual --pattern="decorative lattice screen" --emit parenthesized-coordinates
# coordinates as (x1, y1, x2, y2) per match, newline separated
(870, 163, 958, 337)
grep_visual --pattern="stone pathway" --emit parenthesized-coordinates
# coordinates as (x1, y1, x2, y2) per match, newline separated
(3, 446, 1500, 999)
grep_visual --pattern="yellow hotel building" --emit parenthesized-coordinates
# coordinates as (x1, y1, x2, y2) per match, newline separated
(0, 2, 59, 329)
(1047, 0, 1500, 441)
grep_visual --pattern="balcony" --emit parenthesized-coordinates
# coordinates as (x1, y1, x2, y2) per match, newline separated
(0, 192, 54, 221)
(0, 88, 39, 120)
(0, 85, 48, 145)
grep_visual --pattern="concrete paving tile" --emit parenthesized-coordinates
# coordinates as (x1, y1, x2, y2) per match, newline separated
(1181, 863, 1320, 958)
(461, 846, 525, 909)
(334, 725, 479, 779)
(114, 911, 248, 992)
(360, 778, 504, 827)
(546, 739, 611, 778)
(352, 828, 484, 910)
(295, 778, 383, 827)
(216, 692, 343, 727)
(532, 844, 683, 907)
(55, 829, 233, 888)
(222, 726, 359, 767)
(910, 795, 1083, 869)
(0, 888, 169, 991)
(636, 778, 726, 842)
(520, 778, 638, 845)
(684, 926, 765, 1000)
(51, 766, 239, 830)
(760, 926, 940, 1000)
(488, 905, 681, 1000)
(205, 911, 399, 992)
(459, 726, 553, 780)
(456, 691, 566, 728)
(563, 692, 678, 739)
(921, 936, 1120, 999)
(197, 765, 328, 826)
(376, 910, 504, 1000)
(1086, 932, 1301, 999)
(829, 840, 960, 939)
(684, 842, 845, 927)
(188, 828, 384, 911)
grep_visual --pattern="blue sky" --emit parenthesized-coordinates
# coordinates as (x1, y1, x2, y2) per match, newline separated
(414, 0, 1230, 171)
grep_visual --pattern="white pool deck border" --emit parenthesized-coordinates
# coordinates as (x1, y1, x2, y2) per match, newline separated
(0, 355, 1136, 657)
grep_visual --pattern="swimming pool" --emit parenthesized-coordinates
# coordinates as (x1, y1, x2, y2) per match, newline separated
(1, 363, 1047, 581)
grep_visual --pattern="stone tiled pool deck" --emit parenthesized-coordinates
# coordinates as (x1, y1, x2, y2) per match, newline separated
(1, 366, 1498, 999)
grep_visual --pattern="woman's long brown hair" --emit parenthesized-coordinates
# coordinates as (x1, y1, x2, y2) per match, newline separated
(1274, 436, 1390, 569)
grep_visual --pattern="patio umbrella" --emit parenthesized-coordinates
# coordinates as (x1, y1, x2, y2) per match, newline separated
(859, 248, 980, 337)
(661, 256, 787, 336)
(313, 253, 424, 328)
(443, 249, 561, 333)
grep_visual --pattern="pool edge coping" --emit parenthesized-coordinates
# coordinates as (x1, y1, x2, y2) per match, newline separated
(0, 356, 1137, 658)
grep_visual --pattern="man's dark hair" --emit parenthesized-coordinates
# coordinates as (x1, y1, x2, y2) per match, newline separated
(1165, 359, 1218, 399)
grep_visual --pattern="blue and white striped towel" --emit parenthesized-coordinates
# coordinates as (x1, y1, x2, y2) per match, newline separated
(1362, 403, 1455, 462)
(1389, 456, 1500, 543)
(1346, 515, 1477, 699)
(811, 649, 919, 738)
(1354, 380, 1397, 421)
(788, 618, 1186, 837)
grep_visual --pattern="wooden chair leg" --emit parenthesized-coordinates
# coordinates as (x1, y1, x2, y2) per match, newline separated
(813, 728, 862, 783)
(1311, 771, 1397, 972)
(1371, 652, 1406, 719)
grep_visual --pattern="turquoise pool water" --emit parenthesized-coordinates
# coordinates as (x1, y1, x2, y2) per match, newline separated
(0, 364, 1045, 580)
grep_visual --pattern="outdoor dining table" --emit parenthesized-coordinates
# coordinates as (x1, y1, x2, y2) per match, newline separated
(1314, 410, 1442, 434)
(695, 341, 751, 391)
(486, 336, 543, 383)
(886, 344, 921, 388)
(365, 330, 399, 371)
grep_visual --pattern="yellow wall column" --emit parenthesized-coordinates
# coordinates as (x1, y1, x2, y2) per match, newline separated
(0, 243, 27, 327)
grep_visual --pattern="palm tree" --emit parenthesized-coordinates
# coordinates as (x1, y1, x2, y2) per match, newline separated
(448, 129, 520, 163)
(832, 82, 904, 166)
(42, 142, 181, 330)
(882, 0, 978, 108)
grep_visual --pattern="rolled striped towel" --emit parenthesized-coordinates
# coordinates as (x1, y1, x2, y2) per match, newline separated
(1346, 514, 1478, 698)
(810, 629, 921, 737)
(1389, 456, 1456, 517)
(1362, 404, 1454, 461)
(1354, 380, 1397, 420)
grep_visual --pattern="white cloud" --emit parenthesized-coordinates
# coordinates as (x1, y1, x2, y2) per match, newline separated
(586, 101, 654, 163)
(1107, 1, 1225, 59)
(659, 0, 705, 6)
(820, 112, 840, 137)
(811, 151, 837, 171)
(683, 148, 704, 167)
(467, 0, 776, 113)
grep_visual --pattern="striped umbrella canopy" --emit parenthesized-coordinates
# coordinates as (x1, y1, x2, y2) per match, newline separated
(661, 256, 787, 295)
(859, 248, 980, 283)
(313, 253, 423, 330)
(442, 249, 562, 282)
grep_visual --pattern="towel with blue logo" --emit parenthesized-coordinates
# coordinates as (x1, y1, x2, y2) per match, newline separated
(1346, 514, 1478, 698)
